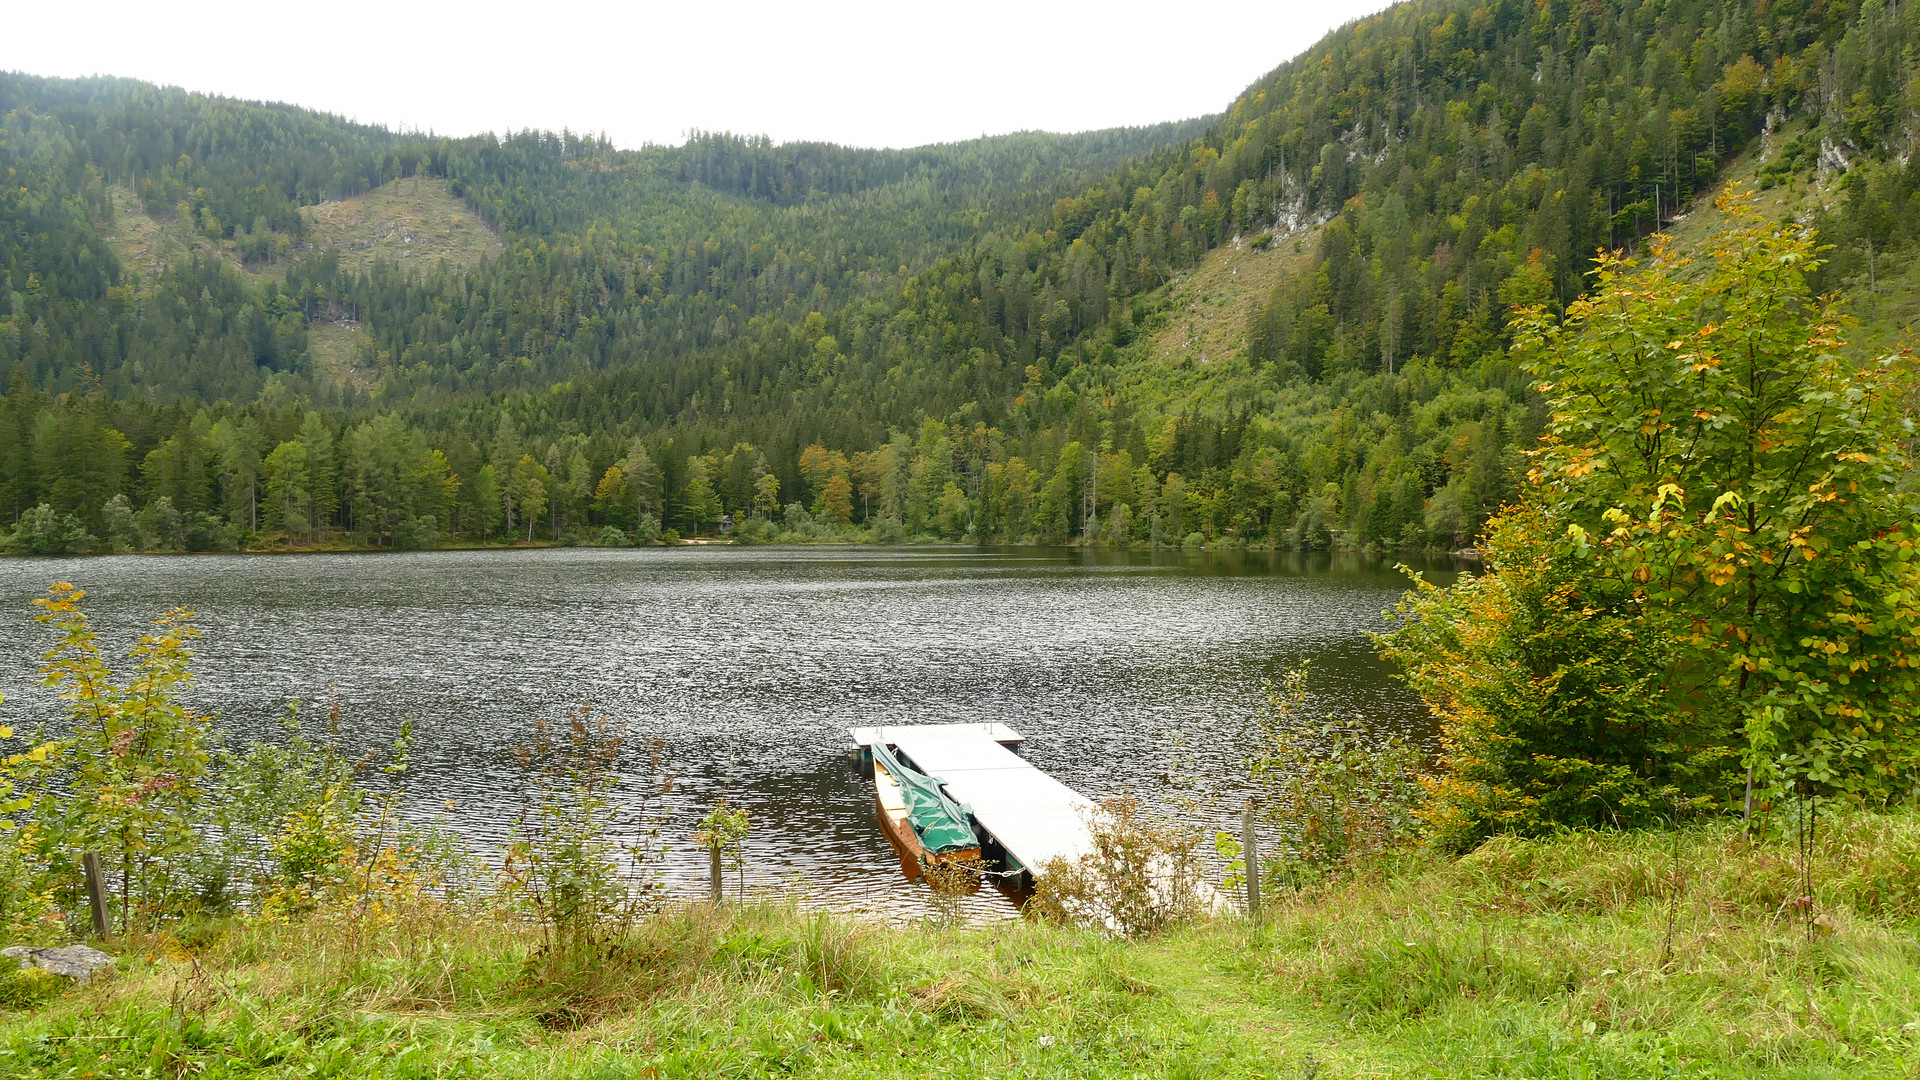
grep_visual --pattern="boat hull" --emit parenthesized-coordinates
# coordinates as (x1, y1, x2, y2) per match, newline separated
(873, 759, 979, 879)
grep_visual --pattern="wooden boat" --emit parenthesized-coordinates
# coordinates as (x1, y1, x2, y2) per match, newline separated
(870, 745, 980, 879)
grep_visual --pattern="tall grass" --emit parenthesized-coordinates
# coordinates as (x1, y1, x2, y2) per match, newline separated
(2, 813, 1917, 1078)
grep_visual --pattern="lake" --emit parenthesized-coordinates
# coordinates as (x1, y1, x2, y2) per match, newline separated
(0, 546, 1457, 920)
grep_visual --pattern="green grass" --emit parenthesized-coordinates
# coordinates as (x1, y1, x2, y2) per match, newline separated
(307, 321, 378, 392)
(4, 813, 1918, 1078)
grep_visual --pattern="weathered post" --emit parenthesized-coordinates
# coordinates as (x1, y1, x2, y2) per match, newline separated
(709, 845, 724, 904)
(1242, 798, 1261, 924)
(81, 851, 110, 938)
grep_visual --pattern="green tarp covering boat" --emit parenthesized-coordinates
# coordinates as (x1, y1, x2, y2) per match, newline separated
(871, 740, 976, 854)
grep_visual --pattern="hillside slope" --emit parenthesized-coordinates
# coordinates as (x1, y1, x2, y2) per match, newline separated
(5, 0, 1920, 554)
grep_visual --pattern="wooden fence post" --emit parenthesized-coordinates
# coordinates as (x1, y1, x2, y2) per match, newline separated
(81, 851, 110, 938)
(1242, 799, 1261, 924)
(709, 845, 723, 904)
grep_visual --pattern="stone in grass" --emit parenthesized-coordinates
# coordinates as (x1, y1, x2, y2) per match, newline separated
(2, 945, 115, 981)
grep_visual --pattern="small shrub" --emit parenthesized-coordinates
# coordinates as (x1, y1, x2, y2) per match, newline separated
(251, 716, 466, 924)
(0, 762, 61, 943)
(923, 855, 987, 925)
(136, 496, 183, 550)
(500, 705, 675, 968)
(100, 495, 139, 551)
(1029, 795, 1210, 938)
(1378, 508, 1741, 851)
(392, 515, 438, 550)
(6, 505, 90, 555)
(596, 526, 629, 547)
(1246, 666, 1426, 890)
(729, 517, 776, 545)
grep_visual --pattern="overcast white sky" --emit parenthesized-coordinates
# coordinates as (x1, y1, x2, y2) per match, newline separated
(7, 1, 1393, 150)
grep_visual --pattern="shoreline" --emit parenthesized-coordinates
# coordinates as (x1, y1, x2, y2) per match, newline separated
(0, 537, 1478, 559)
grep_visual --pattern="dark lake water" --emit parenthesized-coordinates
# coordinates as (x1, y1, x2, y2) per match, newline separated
(0, 546, 1457, 920)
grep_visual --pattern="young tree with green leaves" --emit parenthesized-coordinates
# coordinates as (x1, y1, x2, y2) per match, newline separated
(262, 440, 313, 542)
(512, 454, 549, 544)
(622, 441, 661, 525)
(1385, 193, 1920, 845)
(1519, 192, 1920, 812)
(208, 416, 263, 533)
(295, 413, 338, 539)
(30, 582, 212, 931)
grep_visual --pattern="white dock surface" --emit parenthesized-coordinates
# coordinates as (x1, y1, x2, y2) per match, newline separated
(848, 722, 1023, 749)
(864, 725, 1095, 875)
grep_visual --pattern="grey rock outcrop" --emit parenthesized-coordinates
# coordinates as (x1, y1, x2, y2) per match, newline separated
(3, 944, 115, 980)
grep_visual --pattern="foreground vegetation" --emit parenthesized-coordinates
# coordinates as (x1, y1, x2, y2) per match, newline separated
(4, 815, 1918, 1079)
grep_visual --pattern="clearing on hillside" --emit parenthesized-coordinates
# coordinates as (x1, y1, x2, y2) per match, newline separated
(305, 176, 502, 276)
(307, 321, 377, 391)
(1148, 227, 1317, 368)
(1655, 128, 1916, 355)
(102, 187, 249, 283)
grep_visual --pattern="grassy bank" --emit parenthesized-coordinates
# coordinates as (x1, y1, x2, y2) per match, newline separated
(3, 815, 1917, 1078)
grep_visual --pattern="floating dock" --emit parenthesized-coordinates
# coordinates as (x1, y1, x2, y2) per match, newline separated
(849, 723, 1094, 884)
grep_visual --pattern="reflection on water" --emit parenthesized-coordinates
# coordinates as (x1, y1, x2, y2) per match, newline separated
(0, 546, 1457, 921)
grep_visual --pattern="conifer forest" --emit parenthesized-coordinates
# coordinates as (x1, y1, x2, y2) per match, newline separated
(6, 0, 1917, 555)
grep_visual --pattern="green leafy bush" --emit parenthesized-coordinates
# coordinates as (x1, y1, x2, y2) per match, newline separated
(1243, 666, 1427, 883)
(3, 585, 466, 934)
(1381, 509, 1739, 851)
(1382, 193, 1920, 848)
(391, 515, 438, 550)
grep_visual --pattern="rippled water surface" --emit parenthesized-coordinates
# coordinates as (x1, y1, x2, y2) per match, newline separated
(0, 546, 1455, 919)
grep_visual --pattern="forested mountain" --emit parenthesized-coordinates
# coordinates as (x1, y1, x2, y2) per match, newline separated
(4, 0, 1919, 554)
